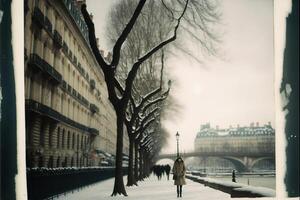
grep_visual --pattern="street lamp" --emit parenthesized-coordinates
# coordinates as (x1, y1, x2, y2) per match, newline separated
(176, 131, 180, 158)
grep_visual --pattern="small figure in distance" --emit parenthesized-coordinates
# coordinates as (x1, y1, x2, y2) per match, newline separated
(165, 164, 171, 180)
(232, 169, 236, 183)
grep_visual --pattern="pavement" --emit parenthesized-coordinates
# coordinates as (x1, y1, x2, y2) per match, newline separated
(54, 175, 231, 200)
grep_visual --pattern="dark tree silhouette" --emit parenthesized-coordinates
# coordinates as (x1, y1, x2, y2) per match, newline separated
(81, 0, 189, 195)
(125, 85, 170, 186)
(81, 0, 221, 195)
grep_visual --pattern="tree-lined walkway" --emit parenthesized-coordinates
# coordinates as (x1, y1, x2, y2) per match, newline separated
(55, 175, 231, 200)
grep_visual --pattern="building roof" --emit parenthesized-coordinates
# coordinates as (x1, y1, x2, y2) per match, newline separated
(196, 123, 275, 138)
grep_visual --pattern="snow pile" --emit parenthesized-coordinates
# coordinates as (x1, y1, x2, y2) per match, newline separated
(186, 174, 275, 197)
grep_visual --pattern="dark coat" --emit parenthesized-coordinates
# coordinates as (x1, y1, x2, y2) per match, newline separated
(172, 159, 186, 185)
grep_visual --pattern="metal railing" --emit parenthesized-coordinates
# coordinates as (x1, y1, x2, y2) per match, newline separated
(90, 103, 99, 114)
(29, 54, 62, 85)
(53, 30, 63, 48)
(32, 7, 44, 28)
(90, 79, 95, 90)
(27, 167, 128, 200)
(26, 99, 99, 136)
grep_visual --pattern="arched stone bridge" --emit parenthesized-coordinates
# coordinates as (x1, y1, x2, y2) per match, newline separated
(156, 151, 275, 172)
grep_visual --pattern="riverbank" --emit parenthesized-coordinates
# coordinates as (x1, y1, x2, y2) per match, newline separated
(186, 174, 276, 198)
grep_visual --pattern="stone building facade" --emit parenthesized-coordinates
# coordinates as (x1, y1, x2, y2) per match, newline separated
(194, 122, 275, 154)
(24, 0, 129, 168)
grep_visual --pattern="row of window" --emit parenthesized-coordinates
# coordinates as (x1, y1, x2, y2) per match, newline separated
(36, 155, 89, 168)
(195, 146, 274, 153)
(31, 34, 101, 108)
(30, 2, 103, 109)
(55, 127, 90, 151)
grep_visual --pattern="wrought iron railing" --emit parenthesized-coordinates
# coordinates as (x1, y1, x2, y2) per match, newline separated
(26, 99, 99, 135)
(32, 7, 44, 28)
(29, 54, 62, 85)
(90, 79, 95, 90)
(54, 30, 63, 48)
(44, 16, 53, 35)
(90, 104, 99, 114)
(62, 41, 68, 54)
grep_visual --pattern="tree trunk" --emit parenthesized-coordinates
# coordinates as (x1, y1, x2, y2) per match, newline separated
(134, 141, 139, 181)
(139, 147, 144, 180)
(111, 113, 127, 196)
(126, 136, 136, 186)
(143, 154, 150, 178)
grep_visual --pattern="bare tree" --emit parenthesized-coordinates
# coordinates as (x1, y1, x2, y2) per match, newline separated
(125, 82, 170, 186)
(81, 0, 220, 196)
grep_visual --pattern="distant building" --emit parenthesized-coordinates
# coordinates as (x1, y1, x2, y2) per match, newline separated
(24, 0, 129, 168)
(194, 122, 275, 154)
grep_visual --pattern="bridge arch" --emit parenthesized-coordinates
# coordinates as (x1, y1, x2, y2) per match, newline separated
(250, 157, 275, 169)
(223, 157, 247, 172)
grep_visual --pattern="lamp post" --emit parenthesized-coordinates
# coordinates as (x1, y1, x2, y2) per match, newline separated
(176, 132, 180, 158)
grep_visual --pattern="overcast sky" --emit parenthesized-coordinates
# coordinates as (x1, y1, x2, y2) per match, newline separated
(86, 0, 275, 154)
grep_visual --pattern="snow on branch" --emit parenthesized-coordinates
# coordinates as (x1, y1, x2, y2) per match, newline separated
(114, 77, 125, 94)
(141, 87, 170, 113)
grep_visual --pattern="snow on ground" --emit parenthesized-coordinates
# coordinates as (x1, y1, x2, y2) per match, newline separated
(54, 175, 231, 200)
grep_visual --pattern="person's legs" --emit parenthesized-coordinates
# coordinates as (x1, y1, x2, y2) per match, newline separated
(179, 185, 182, 197)
(177, 185, 180, 197)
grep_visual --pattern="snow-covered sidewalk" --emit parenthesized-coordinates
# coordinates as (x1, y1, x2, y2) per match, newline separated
(55, 175, 231, 200)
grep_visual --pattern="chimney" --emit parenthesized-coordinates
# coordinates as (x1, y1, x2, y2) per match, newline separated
(268, 122, 271, 127)
(256, 122, 259, 127)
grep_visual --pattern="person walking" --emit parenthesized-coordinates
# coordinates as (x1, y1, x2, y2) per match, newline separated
(172, 157, 186, 198)
(232, 169, 236, 182)
(165, 164, 171, 180)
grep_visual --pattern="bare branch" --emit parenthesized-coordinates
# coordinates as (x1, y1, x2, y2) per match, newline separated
(81, 4, 109, 69)
(111, 0, 147, 68)
(142, 87, 170, 113)
(122, 0, 189, 104)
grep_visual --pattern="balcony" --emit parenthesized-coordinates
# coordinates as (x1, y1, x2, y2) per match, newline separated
(90, 79, 95, 90)
(68, 50, 73, 60)
(26, 99, 60, 123)
(32, 7, 44, 29)
(62, 80, 67, 90)
(88, 128, 99, 136)
(82, 97, 89, 107)
(72, 88, 77, 97)
(53, 30, 63, 49)
(26, 99, 99, 135)
(67, 84, 72, 93)
(62, 42, 68, 54)
(90, 104, 99, 114)
(44, 17, 53, 35)
(28, 54, 62, 85)
(73, 55, 77, 65)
